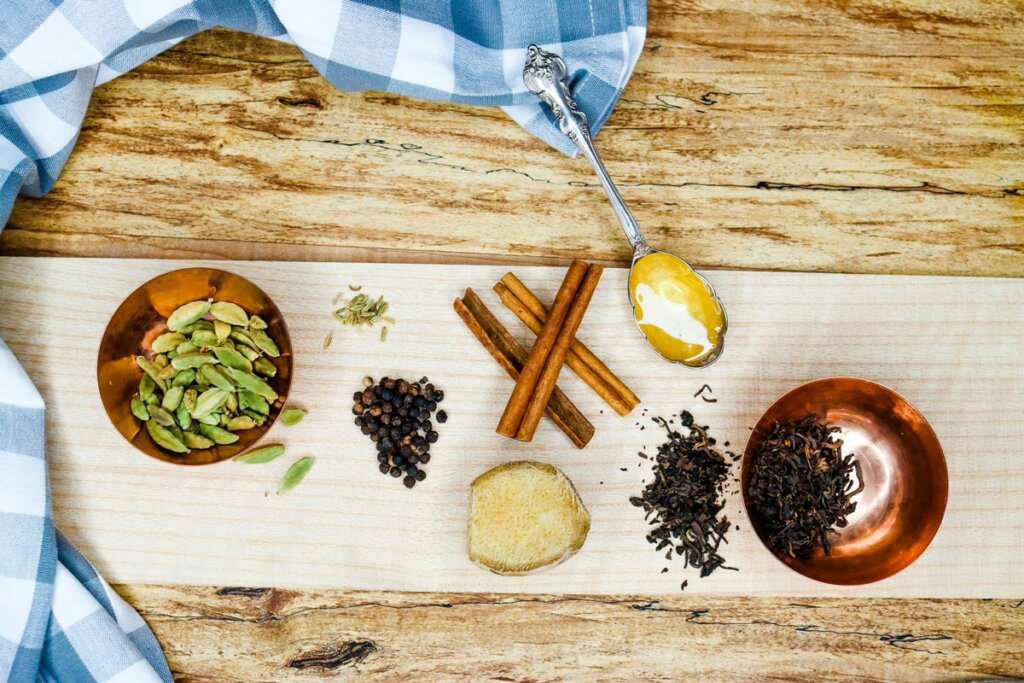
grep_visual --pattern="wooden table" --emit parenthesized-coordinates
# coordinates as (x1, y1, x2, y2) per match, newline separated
(3, 1, 1022, 679)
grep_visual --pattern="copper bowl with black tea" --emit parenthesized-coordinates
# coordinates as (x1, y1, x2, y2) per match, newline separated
(97, 267, 293, 465)
(742, 377, 947, 585)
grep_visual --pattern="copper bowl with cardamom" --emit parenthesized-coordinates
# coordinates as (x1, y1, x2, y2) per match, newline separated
(97, 267, 293, 465)
(741, 377, 947, 585)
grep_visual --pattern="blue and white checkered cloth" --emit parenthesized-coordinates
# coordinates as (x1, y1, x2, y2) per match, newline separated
(0, 1, 645, 681)
(0, 0, 646, 228)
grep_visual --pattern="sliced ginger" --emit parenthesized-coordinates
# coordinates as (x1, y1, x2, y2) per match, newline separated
(468, 461, 590, 575)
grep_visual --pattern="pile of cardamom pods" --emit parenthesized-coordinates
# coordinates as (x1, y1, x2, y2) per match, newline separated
(131, 299, 281, 454)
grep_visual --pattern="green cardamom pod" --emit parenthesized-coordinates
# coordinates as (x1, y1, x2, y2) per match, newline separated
(238, 391, 270, 415)
(253, 357, 277, 378)
(144, 393, 160, 406)
(148, 404, 176, 427)
(147, 419, 189, 453)
(156, 363, 178, 380)
(130, 396, 150, 421)
(280, 408, 306, 426)
(249, 315, 268, 330)
(176, 404, 192, 430)
(224, 391, 238, 414)
(161, 385, 184, 411)
(175, 340, 197, 355)
(183, 388, 198, 412)
(243, 410, 267, 426)
(212, 346, 252, 372)
(278, 457, 314, 494)
(210, 301, 250, 326)
(167, 300, 212, 332)
(199, 412, 221, 426)
(172, 368, 196, 387)
(224, 367, 278, 402)
(233, 443, 284, 463)
(249, 329, 280, 357)
(238, 345, 260, 362)
(192, 387, 231, 420)
(151, 332, 186, 353)
(135, 355, 163, 380)
(140, 374, 156, 400)
(229, 328, 258, 350)
(171, 352, 217, 370)
(153, 353, 169, 368)
(183, 431, 215, 449)
(226, 415, 256, 431)
(190, 329, 218, 347)
(198, 364, 235, 392)
(214, 320, 232, 342)
(198, 422, 239, 445)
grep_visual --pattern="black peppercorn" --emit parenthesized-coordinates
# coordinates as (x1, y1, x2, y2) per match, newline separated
(426, 430, 438, 443)
(403, 475, 416, 489)
(436, 410, 448, 423)
(389, 466, 402, 477)
(415, 470, 426, 481)
(379, 463, 390, 474)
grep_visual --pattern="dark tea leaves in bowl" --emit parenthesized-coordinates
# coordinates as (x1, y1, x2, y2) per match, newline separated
(747, 416, 863, 559)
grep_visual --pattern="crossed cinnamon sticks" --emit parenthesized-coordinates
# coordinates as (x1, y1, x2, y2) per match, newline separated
(453, 260, 640, 448)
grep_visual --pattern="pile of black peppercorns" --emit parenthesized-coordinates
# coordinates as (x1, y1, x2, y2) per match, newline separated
(353, 376, 446, 488)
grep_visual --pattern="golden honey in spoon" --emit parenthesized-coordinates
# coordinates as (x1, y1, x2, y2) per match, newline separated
(628, 251, 726, 367)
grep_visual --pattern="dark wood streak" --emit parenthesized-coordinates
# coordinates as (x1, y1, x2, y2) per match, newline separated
(289, 641, 377, 670)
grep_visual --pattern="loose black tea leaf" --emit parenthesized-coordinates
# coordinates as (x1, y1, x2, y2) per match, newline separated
(693, 384, 717, 403)
(631, 414, 736, 582)
(747, 416, 862, 559)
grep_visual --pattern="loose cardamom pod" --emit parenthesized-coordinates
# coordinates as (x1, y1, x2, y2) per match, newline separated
(151, 332, 186, 353)
(192, 387, 231, 420)
(280, 408, 306, 426)
(224, 367, 278, 402)
(214, 320, 232, 343)
(172, 368, 197, 387)
(226, 415, 256, 431)
(130, 396, 150, 421)
(176, 404, 192, 430)
(199, 422, 239, 445)
(233, 444, 284, 463)
(135, 356, 163, 380)
(171, 352, 217, 370)
(210, 301, 250, 326)
(198, 364, 235, 392)
(248, 329, 280, 357)
(147, 419, 189, 453)
(253, 357, 276, 378)
(167, 300, 212, 332)
(183, 431, 215, 449)
(278, 457, 314, 494)
(148, 404, 176, 427)
(212, 346, 252, 372)
(161, 385, 184, 411)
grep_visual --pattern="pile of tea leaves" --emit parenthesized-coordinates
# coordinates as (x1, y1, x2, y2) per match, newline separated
(747, 416, 861, 559)
(630, 411, 736, 579)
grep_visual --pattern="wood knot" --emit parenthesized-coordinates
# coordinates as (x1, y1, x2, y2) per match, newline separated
(277, 96, 323, 109)
(216, 587, 269, 597)
(289, 640, 377, 670)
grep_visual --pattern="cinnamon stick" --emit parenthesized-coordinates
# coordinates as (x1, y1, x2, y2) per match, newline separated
(494, 281, 637, 416)
(496, 259, 588, 438)
(500, 272, 640, 415)
(454, 291, 594, 448)
(516, 264, 604, 442)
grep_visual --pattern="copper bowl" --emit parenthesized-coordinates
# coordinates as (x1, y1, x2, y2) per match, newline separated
(742, 377, 947, 585)
(97, 267, 292, 465)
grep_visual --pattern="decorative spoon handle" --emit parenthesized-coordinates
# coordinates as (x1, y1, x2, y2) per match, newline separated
(523, 45, 650, 256)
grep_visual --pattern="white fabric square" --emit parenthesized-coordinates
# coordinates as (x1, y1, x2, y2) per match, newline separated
(51, 564, 100, 631)
(272, 0, 342, 59)
(0, 576, 36, 643)
(391, 15, 455, 92)
(0, 451, 46, 516)
(6, 10, 103, 81)
(2, 97, 79, 159)
(123, 0, 191, 30)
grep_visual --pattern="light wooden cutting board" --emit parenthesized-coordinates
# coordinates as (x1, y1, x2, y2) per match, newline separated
(0, 257, 1021, 597)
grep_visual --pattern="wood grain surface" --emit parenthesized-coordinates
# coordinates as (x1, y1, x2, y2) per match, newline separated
(3, 0, 1023, 276)
(121, 584, 1024, 682)
(1, 257, 1021, 599)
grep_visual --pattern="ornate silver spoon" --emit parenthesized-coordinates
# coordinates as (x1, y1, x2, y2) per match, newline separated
(523, 45, 727, 368)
